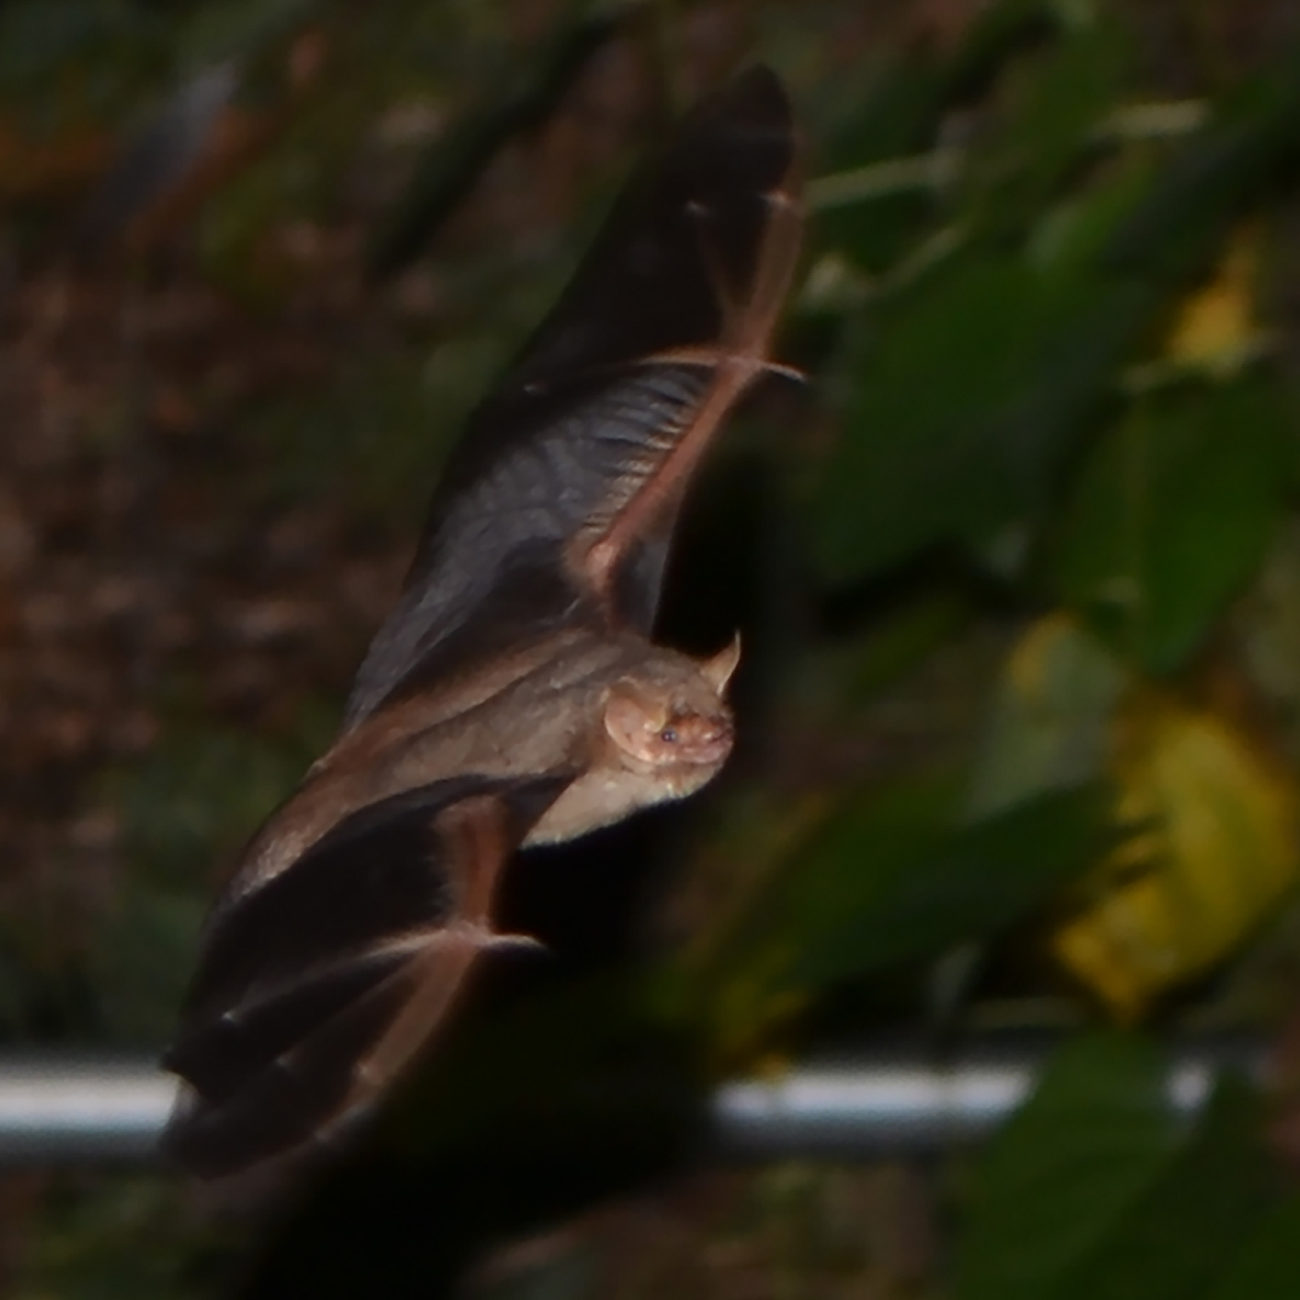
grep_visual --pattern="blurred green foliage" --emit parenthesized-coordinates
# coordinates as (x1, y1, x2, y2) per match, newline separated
(957, 1035, 1276, 1300)
(9, 0, 1300, 1295)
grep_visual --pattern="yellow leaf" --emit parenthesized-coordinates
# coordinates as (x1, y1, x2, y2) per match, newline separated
(1160, 223, 1264, 376)
(1054, 694, 1298, 1020)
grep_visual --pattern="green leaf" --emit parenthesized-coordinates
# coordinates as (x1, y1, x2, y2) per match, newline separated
(814, 0, 1064, 271)
(1208, 1195, 1300, 1299)
(1055, 378, 1288, 674)
(789, 783, 1115, 988)
(958, 1033, 1182, 1300)
(814, 255, 1148, 580)
(814, 257, 1037, 577)
(1106, 49, 1300, 282)
(688, 776, 1113, 1053)
(1011, 19, 1126, 178)
(942, 0, 1058, 93)
(1059, 1076, 1273, 1300)
(958, 1038, 1274, 1300)
(967, 616, 1129, 818)
(695, 774, 957, 1012)
(813, 38, 1300, 592)
(964, 15, 1129, 235)
(1029, 159, 1156, 276)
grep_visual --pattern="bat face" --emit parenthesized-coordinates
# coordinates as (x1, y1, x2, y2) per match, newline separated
(162, 67, 803, 1184)
(603, 685, 733, 770)
(525, 638, 740, 846)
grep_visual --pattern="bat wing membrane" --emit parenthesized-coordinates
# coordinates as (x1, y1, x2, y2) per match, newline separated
(344, 67, 803, 727)
(161, 774, 565, 1179)
(160, 67, 805, 1183)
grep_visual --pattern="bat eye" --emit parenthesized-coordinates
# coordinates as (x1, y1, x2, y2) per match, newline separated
(659, 725, 679, 744)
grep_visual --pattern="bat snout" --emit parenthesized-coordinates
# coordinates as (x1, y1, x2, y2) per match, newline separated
(666, 711, 733, 765)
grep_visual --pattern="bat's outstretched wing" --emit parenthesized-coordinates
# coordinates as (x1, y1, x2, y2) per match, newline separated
(161, 774, 566, 1179)
(163, 68, 802, 1182)
(345, 67, 803, 728)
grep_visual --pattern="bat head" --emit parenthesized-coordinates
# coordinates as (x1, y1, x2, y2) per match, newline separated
(603, 636, 739, 778)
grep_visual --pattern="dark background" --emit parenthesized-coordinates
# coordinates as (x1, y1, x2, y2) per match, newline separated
(5, 0, 1300, 1294)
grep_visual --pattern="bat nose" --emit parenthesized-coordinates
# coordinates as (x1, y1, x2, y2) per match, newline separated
(703, 717, 731, 746)
(678, 713, 733, 762)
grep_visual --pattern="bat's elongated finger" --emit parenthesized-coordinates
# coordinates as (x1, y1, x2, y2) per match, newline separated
(162, 776, 565, 1179)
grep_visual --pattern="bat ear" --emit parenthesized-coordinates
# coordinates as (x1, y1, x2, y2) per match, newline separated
(699, 632, 742, 694)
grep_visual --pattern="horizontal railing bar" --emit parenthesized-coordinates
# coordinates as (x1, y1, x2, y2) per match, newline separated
(710, 1041, 1253, 1158)
(0, 1040, 1260, 1165)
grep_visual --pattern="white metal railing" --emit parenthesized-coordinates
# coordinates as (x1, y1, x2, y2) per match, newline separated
(0, 1040, 1255, 1164)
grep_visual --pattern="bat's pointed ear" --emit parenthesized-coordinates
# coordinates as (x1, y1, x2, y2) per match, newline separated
(700, 632, 742, 694)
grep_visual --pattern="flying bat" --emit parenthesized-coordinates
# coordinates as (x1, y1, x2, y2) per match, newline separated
(161, 66, 803, 1181)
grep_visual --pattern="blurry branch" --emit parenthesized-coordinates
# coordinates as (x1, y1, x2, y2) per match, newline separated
(808, 100, 1209, 213)
(1099, 99, 1209, 142)
(797, 225, 971, 320)
(75, 22, 330, 258)
(808, 149, 965, 212)
(877, 224, 969, 294)
(366, 1, 644, 281)
(76, 63, 240, 253)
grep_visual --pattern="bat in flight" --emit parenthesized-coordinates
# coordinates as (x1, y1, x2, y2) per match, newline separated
(161, 66, 803, 1181)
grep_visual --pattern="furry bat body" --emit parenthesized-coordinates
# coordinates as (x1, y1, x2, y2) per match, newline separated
(162, 67, 803, 1180)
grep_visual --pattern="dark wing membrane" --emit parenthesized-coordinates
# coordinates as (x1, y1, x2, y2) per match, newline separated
(161, 774, 565, 1180)
(344, 66, 802, 728)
